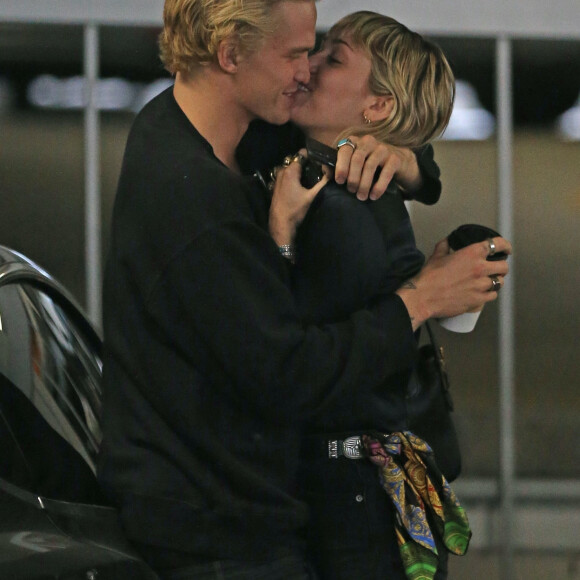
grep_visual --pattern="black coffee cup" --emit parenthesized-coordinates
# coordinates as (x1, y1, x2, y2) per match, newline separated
(439, 224, 507, 332)
(447, 224, 507, 261)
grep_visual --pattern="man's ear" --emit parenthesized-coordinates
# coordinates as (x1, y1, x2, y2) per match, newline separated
(217, 38, 240, 73)
(364, 94, 395, 122)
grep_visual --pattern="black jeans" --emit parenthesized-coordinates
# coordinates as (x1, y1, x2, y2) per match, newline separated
(159, 555, 317, 580)
(299, 440, 448, 580)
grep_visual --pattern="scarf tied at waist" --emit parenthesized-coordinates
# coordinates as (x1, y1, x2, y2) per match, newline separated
(362, 431, 471, 580)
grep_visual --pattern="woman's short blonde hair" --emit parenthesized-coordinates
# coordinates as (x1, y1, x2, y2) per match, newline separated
(331, 11, 455, 149)
(160, 0, 287, 74)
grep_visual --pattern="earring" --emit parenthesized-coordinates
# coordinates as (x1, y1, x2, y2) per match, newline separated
(363, 112, 372, 125)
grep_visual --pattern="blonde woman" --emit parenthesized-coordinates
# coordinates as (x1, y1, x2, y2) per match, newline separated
(269, 12, 510, 580)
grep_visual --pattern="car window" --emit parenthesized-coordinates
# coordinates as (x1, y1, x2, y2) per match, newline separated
(0, 282, 103, 503)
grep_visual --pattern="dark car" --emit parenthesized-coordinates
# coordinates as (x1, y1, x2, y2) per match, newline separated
(0, 246, 158, 579)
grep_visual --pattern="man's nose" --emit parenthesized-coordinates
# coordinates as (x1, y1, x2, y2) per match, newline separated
(295, 54, 311, 84)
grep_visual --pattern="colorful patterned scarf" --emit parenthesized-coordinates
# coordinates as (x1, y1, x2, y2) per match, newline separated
(362, 431, 471, 580)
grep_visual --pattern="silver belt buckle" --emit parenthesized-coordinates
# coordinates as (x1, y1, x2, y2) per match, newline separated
(328, 436, 363, 459)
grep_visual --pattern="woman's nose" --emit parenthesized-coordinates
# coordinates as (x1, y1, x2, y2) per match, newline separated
(308, 50, 324, 73)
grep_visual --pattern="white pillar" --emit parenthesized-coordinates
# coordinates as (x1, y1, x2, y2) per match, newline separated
(496, 35, 516, 580)
(83, 23, 102, 327)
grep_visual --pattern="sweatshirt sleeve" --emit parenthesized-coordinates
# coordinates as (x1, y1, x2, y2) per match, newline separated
(145, 216, 416, 425)
(404, 144, 442, 205)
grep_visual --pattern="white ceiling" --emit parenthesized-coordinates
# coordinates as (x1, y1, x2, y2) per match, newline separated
(0, 0, 579, 38)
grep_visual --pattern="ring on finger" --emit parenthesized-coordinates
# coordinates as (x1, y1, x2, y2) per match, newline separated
(291, 153, 306, 166)
(337, 138, 357, 152)
(268, 166, 282, 191)
(487, 238, 497, 257)
(270, 166, 280, 181)
(489, 275, 501, 292)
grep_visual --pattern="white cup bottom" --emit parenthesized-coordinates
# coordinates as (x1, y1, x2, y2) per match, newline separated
(437, 310, 482, 333)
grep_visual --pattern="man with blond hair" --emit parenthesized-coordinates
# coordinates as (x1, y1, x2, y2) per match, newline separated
(98, 1, 511, 578)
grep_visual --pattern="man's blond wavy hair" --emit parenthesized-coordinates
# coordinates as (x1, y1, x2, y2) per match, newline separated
(331, 11, 456, 149)
(159, 0, 312, 75)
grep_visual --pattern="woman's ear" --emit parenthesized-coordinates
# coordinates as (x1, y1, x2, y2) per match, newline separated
(217, 38, 240, 74)
(364, 94, 395, 122)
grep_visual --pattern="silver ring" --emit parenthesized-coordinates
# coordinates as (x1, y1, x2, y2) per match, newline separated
(282, 155, 294, 167)
(487, 238, 497, 257)
(490, 276, 501, 292)
(337, 138, 357, 152)
(267, 167, 280, 191)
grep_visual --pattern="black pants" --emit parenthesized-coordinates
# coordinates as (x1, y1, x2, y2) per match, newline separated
(159, 555, 317, 580)
(299, 440, 448, 580)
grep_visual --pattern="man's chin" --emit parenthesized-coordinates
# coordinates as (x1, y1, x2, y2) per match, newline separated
(260, 110, 292, 127)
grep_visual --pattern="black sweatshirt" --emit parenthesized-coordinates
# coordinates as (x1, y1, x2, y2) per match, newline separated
(97, 88, 419, 566)
(293, 182, 426, 434)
